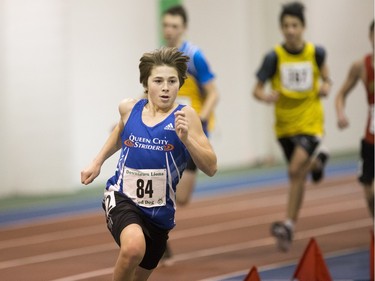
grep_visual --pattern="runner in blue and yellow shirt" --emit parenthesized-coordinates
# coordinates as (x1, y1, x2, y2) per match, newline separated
(161, 4, 219, 263)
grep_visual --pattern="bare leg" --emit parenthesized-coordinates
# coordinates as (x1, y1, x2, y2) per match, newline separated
(363, 182, 374, 217)
(176, 170, 197, 206)
(160, 170, 197, 264)
(287, 146, 311, 221)
(272, 145, 327, 252)
(113, 224, 146, 281)
(133, 267, 153, 281)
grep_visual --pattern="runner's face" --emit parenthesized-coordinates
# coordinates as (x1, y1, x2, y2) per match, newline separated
(147, 65, 180, 109)
(281, 15, 304, 47)
(162, 14, 185, 47)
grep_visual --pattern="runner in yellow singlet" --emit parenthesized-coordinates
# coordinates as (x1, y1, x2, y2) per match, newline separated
(252, 2, 332, 252)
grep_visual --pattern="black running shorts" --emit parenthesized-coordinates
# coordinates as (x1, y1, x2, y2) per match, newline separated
(359, 139, 374, 185)
(278, 135, 320, 162)
(102, 191, 169, 270)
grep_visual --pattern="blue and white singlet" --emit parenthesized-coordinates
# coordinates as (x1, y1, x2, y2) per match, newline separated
(106, 99, 189, 230)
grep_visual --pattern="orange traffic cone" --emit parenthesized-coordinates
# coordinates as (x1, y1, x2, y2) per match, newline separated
(371, 230, 374, 281)
(293, 238, 332, 281)
(243, 266, 261, 281)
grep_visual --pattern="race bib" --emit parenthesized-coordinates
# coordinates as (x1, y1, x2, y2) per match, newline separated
(103, 190, 116, 218)
(281, 62, 313, 92)
(123, 167, 166, 208)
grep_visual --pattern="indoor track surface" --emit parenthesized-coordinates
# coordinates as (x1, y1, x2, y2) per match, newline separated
(0, 158, 373, 280)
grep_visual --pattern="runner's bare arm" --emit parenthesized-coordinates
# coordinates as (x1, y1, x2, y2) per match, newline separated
(81, 98, 137, 185)
(174, 106, 217, 177)
(253, 80, 279, 104)
(335, 60, 362, 129)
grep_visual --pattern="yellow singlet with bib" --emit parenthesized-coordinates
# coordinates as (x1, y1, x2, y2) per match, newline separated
(271, 42, 324, 138)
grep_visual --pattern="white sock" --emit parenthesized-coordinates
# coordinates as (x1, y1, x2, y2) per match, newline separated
(284, 219, 294, 231)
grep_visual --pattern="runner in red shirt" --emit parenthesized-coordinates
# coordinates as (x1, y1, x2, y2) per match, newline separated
(335, 20, 374, 217)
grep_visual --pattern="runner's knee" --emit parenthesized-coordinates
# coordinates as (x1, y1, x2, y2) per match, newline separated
(119, 241, 145, 266)
(288, 165, 304, 180)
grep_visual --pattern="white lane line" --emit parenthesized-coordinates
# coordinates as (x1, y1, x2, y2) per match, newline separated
(0, 183, 360, 249)
(0, 243, 117, 270)
(51, 268, 114, 281)
(48, 218, 372, 281)
(0, 211, 101, 231)
(0, 197, 368, 271)
(170, 198, 366, 240)
(176, 183, 358, 219)
(0, 225, 106, 250)
(168, 219, 372, 263)
(0, 175, 355, 232)
(0, 180, 366, 272)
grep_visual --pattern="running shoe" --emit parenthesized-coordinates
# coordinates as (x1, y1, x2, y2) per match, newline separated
(311, 151, 330, 183)
(270, 221, 293, 252)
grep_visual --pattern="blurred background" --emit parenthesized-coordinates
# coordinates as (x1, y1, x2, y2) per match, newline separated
(0, 0, 373, 198)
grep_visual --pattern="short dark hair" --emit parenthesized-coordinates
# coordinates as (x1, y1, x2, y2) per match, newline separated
(280, 2, 305, 26)
(163, 5, 188, 26)
(139, 47, 189, 91)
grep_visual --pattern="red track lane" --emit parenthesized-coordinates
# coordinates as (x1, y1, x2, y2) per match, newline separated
(0, 174, 372, 281)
